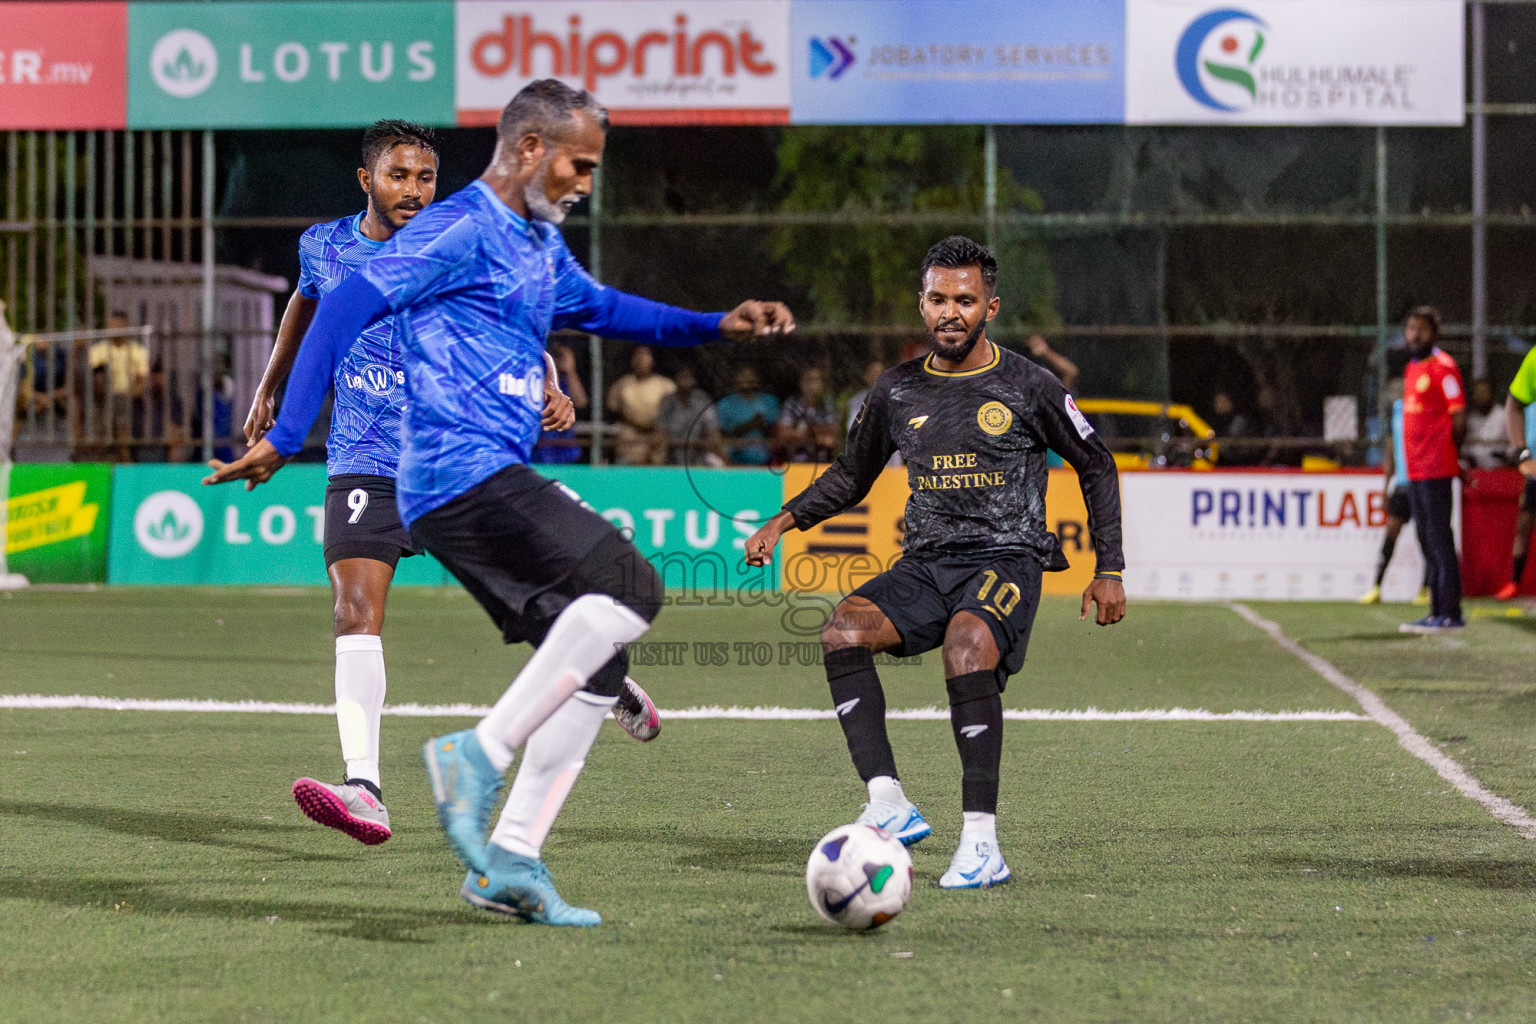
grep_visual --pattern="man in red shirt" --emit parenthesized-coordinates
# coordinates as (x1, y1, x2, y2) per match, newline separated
(1399, 306, 1466, 632)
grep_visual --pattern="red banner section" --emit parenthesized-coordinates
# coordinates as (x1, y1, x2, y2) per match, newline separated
(454, 2, 791, 128)
(0, 2, 127, 129)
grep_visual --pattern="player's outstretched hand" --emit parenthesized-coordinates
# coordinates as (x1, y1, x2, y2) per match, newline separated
(244, 390, 276, 446)
(720, 301, 796, 341)
(1081, 577, 1126, 626)
(542, 381, 576, 432)
(202, 438, 289, 492)
(744, 511, 796, 567)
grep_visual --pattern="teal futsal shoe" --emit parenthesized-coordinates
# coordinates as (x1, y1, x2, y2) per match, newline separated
(460, 847, 602, 927)
(422, 730, 503, 873)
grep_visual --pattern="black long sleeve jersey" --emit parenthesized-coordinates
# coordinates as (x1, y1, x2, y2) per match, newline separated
(783, 344, 1125, 573)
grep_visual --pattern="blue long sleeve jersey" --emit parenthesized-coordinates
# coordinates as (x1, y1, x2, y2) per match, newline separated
(266, 180, 726, 526)
(294, 212, 400, 477)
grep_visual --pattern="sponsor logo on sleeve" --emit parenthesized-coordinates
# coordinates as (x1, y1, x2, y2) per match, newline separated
(1064, 394, 1094, 439)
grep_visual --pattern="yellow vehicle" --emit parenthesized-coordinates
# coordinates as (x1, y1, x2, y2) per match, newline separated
(1071, 399, 1219, 470)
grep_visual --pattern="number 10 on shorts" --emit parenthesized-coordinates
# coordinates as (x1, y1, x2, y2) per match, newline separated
(976, 569, 1021, 617)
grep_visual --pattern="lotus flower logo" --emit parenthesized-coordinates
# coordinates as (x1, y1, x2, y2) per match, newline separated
(134, 491, 204, 558)
(1176, 9, 1268, 112)
(150, 29, 218, 99)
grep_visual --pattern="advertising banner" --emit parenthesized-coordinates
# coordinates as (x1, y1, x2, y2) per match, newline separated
(778, 465, 1099, 597)
(555, 464, 782, 594)
(1125, 0, 1464, 125)
(455, 0, 791, 126)
(5, 463, 112, 583)
(108, 463, 781, 588)
(128, 1, 455, 128)
(0, 2, 127, 129)
(789, 0, 1125, 125)
(109, 464, 453, 585)
(1120, 470, 1443, 601)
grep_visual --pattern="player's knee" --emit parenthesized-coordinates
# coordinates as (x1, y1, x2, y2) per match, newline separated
(332, 595, 376, 636)
(579, 533, 663, 624)
(942, 615, 998, 677)
(821, 600, 873, 653)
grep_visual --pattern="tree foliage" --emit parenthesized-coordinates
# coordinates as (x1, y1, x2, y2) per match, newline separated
(769, 125, 1058, 331)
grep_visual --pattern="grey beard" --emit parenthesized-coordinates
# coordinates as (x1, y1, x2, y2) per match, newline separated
(523, 179, 568, 224)
(927, 317, 986, 362)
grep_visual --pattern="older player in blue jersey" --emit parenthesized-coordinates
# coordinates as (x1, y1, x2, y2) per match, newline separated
(211, 80, 793, 926)
(211, 119, 658, 851)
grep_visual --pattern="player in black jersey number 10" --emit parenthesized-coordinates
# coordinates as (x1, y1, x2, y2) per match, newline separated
(747, 236, 1127, 889)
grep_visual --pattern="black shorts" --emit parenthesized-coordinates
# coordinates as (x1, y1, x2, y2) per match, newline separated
(1522, 476, 1536, 513)
(1386, 485, 1412, 521)
(324, 474, 419, 569)
(851, 553, 1044, 684)
(408, 464, 662, 648)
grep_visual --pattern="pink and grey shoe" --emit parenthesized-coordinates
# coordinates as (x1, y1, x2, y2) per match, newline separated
(292, 778, 392, 845)
(613, 676, 661, 742)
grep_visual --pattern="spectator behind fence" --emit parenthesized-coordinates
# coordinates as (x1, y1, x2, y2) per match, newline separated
(656, 364, 722, 466)
(605, 344, 674, 465)
(29, 337, 69, 419)
(845, 359, 884, 434)
(189, 372, 237, 464)
(845, 359, 903, 469)
(778, 365, 839, 463)
(1209, 390, 1255, 439)
(716, 366, 779, 465)
(1025, 333, 1080, 391)
(87, 312, 148, 459)
(133, 361, 187, 463)
(1464, 378, 1513, 468)
(532, 343, 589, 464)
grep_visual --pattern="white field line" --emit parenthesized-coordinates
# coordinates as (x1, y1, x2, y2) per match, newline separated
(0, 693, 1366, 723)
(1230, 602, 1536, 840)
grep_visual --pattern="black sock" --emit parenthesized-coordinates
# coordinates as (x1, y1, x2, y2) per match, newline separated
(593, 651, 634, 706)
(825, 646, 898, 783)
(346, 777, 383, 802)
(1514, 553, 1529, 586)
(1374, 535, 1397, 588)
(947, 671, 1004, 815)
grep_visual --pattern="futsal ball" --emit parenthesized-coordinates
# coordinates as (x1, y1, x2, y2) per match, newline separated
(805, 823, 913, 930)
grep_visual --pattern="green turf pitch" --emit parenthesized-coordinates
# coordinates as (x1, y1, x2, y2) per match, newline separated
(2, 589, 1535, 1023)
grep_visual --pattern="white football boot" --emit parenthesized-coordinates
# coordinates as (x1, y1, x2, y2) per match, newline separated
(939, 836, 1011, 889)
(854, 800, 931, 846)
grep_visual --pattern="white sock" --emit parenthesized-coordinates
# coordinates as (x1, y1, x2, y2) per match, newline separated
(868, 775, 906, 807)
(334, 634, 385, 789)
(961, 810, 997, 844)
(489, 691, 616, 858)
(473, 594, 650, 773)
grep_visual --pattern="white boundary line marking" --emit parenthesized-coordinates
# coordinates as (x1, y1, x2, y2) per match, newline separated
(1231, 602, 1536, 840)
(0, 693, 1367, 723)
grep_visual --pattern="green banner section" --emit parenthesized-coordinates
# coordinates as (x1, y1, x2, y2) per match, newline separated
(5, 463, 112, 583)
(108, 463, 781, 588)
(128, 1, 454, 128)
(109, 464, 451, 585)
(553, 465, 780, 596)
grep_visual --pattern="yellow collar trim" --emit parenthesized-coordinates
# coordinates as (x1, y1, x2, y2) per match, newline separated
(924, 344, 1000, 378)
